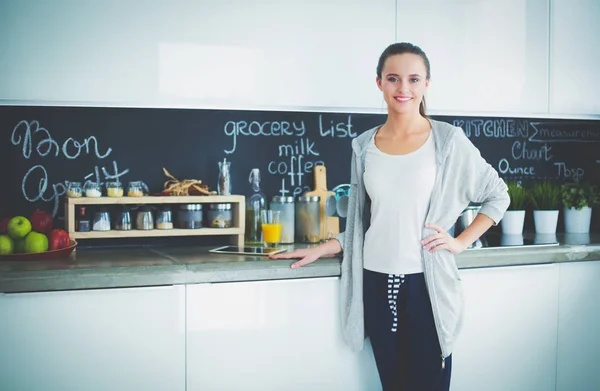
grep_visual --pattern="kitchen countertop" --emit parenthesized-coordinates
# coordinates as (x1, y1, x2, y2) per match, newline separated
(0, 233, 599, 293)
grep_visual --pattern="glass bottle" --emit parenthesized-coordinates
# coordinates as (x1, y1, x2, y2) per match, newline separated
(218, 158, 231, 196)
(245, 168, 266, 245)
(76, 206, 91, 232)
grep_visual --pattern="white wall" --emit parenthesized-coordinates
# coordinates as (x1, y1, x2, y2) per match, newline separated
(2, 0, 600, 117)
(0, 0, 394, 112)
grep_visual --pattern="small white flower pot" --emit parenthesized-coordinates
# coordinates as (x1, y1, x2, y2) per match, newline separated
(501, 210, 526, 235)
(563, 206, 592, 234)
(533, 210, 559, 234)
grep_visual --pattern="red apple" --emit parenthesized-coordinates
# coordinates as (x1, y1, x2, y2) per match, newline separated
(48, 228, 70, 250)
(0, 217, 11, 235)
(30, 210, 53, 234)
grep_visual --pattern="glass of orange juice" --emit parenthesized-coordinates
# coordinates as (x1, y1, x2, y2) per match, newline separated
(261, 210, 282, 247)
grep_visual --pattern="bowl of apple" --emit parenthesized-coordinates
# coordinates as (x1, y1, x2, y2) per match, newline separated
(0, 215, 78, 261)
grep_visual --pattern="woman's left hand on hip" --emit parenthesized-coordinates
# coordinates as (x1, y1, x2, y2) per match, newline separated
(421, 223, 467, 254)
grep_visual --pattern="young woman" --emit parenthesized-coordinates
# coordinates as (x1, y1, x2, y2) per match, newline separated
(271, 42, 510, 390)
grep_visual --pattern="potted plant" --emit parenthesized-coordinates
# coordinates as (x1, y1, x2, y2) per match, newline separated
(529, 181, 561, 234)
(561, 181, 599, 233)
(502, 181, 530, 235)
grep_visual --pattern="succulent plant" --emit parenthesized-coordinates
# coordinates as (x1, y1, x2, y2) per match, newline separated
(561, 181, 599, 210)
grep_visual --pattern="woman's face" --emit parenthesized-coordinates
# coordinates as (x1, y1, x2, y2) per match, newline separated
(377, 53, 430, 115)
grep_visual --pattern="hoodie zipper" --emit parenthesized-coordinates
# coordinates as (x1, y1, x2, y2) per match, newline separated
(422, 145, 450, 363)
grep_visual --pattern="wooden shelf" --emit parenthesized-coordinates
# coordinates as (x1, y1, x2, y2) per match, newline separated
(65, 195, 245, 205)
(64, 195, 246, 246)
(71, 228, 243, 239)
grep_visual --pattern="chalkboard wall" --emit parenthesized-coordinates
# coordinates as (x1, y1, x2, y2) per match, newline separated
(1, 105, 599, 231)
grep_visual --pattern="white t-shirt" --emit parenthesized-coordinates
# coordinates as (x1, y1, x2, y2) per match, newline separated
(363, 130, 436, 275)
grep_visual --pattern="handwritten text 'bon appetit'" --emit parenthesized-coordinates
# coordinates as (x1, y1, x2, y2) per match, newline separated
(11, 120, 129, 216)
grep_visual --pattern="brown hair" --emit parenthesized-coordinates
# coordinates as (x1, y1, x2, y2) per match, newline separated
(376, 42, 431, 117)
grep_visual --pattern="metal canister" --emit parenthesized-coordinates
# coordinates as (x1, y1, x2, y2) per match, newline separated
(295, 196, 321, 243)
(271, 196, 295, 243)
(206, 203, 233, 228)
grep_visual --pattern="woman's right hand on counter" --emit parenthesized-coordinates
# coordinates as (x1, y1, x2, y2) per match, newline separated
(269, 238, 342, 269)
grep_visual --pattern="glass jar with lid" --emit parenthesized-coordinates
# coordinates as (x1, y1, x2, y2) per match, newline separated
(128, 181, 149, 197)
(106, 181, 124, 197)
(114, 206, 132, 231)
(271, 196, 295, 243)
(206, 203, 233, 228)
(93, 207, 111, 231)
(295, 196, 321, 243)
(66, 181, 83, 198)
(155, 206, 174, 229)
(176, 204, 203, 229)
(84, 181, 102, 198)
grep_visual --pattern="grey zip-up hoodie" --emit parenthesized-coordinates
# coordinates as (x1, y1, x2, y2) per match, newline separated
(334, 119, 510, 364)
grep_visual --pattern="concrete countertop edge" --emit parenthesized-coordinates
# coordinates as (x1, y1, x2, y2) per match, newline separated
(0, 242, 599, 293)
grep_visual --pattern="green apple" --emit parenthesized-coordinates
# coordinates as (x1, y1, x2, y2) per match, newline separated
(24, 232, 48, 253)
(7, 216, 32, 240)
(0, 235, 14, 255)
(14, 239, 26, 253)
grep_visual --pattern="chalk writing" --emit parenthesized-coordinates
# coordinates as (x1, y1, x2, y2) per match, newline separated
(530, 122, 600, 143)
(21, 160, 129, 217)
(11, 119, 128, 217)
(278, 137, 319, 157)
(455, 119, 528, 138)
(319, 115, 356, 138)
(498, 159, 535, 176)
(11, 120, 112, 159)
(511, 141, 553, 161)
(554, 162, 584, 180)
(223, 120, 306, 154)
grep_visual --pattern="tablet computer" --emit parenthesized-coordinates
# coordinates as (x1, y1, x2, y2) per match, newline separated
(209, 245, 286, 256)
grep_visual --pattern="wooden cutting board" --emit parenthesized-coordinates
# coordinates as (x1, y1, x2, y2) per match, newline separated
(305, 165, 339, 240)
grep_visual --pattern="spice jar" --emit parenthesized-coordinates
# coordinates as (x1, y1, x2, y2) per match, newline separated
(76, 206, 91, 232)
(136, 206, 154, 230)
(114, 206, 132, 231)
(66, 181, 83, 198)
(106, 181, 124, 197)
(84, 182, 102, 198)
(206, 203, 233, 228)
(128, 181, 149, 197)
(93, 208, 111, 231)
(271, 196, 295, 243)
(155, 206, 174, 229)
(176, 204, 203, 229)
(295, 196, 321, 243)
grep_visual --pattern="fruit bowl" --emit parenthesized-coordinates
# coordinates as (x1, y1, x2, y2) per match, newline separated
(0, 240, 78, 261)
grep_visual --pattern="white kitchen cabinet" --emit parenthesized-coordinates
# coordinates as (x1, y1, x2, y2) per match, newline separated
(396, 0, 549, 115)
(549, 0, 600, 115)
(451, 264, 559, 391)
(0, 285, 186, 391)
(0, 0, 394, 111)
(556, 261, 600, 391)
(186, 277, 381, 391)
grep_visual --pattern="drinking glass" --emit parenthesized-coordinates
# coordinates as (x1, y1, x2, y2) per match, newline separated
(261, 210, 282, 247)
